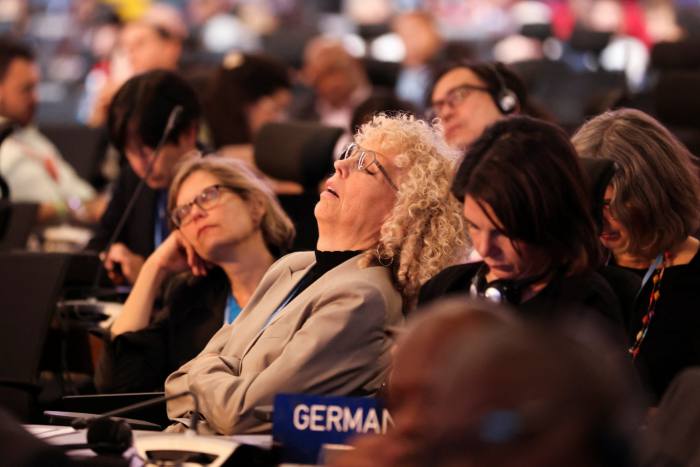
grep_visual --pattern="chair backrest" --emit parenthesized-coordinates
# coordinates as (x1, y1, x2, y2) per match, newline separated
(254, 121, 343, 190)
(0, 201, 38, 252)
(38, 123, 106, 185)
(254, 121, 343, 252)
(0, 252, 75, 418)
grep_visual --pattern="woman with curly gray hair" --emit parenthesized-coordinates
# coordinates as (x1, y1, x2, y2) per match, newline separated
(165, 113, 466, 435)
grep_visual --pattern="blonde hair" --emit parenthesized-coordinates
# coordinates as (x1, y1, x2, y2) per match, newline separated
(355, 113, 468, 306)
(168, 156, 295, 253)
(572, 108, 700, 258)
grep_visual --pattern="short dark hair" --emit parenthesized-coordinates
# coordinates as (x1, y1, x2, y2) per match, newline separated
(107, 70, 200, 154)
(426, 60, 529, 113)
(204, 53, 290, 147)
(452, 116, 600, 274)
(0, 37, 34, 82)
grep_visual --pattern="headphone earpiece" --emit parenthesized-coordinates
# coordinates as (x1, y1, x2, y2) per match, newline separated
(489, 64, 519, 115)
(470, 265, 523, 305)
(497, 89, 518, 114)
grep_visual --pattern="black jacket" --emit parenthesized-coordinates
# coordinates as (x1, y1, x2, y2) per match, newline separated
(95, 267, 229, 393)
(87, 164, 158, 259)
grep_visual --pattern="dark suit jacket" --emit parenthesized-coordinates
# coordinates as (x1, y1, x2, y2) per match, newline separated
(86, 164, 158, 258)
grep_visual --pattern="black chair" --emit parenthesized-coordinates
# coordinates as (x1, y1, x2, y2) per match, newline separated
(38, 123, 108, 188)
(0, 252, 74, 420)
(0, 201, 38, 251)
(254, 121, 343, 252)
(580, 157, 641, 325)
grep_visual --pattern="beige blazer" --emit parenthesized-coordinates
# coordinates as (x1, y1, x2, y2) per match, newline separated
(165, 252, 403, 435)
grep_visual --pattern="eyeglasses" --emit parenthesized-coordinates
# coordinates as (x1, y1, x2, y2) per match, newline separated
(339, 143, 399, 191)
(429, 83, 491, 119)
(171, 184, 235, 228)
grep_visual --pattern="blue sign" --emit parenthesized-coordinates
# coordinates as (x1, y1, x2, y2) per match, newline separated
(272, 393, 393, 464)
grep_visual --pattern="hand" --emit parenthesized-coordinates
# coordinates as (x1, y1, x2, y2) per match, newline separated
(101, 243, 145, 285)
(150, 231, 210, 277)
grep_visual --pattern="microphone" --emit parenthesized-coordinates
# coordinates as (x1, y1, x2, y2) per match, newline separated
(91, 104, 184, 289)
(61, 390, 200, 456)
(72, 389, 200, 433)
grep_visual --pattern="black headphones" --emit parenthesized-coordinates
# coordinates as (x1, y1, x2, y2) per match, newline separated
(489, 64, 519, 115)
(469, 264, 548, 305)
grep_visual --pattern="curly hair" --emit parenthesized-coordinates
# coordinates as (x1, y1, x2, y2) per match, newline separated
(572, 108, 700, 258)
(354, 113, 468, 306)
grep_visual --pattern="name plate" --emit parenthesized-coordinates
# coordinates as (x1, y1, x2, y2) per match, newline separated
(272, 393, 392, 464)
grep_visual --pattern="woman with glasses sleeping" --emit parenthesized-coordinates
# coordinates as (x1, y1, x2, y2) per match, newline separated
(95, 157, 295, 393)
(164, 114, 466, 434)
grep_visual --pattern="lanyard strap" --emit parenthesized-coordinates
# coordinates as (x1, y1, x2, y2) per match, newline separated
(634, 252, 665, 303)
(640, 253, 664, 290)
(154, 190, 169, 247)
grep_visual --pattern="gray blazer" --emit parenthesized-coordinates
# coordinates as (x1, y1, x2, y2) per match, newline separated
(165, 251, 403, 434)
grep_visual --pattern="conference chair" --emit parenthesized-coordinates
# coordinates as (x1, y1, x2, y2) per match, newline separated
(0, 252, 75, 420)
(0, 201, 38, 251)
(254, 121, 343, 252)
(38, 123, 107, 189)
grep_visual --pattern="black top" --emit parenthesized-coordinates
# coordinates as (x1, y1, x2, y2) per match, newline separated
(275, 250, 363, 309)
(94, 267, 229, 393)
(86, 163, 158, 259)
(418, 262, 625, 328)
(617, 249, 700, 401)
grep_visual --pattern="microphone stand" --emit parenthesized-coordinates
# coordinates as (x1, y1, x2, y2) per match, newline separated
(91, 105, 183, 290)
(72, 389, 200, 435)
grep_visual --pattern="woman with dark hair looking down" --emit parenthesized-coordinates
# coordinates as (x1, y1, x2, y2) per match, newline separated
(420, 116, 622, 328)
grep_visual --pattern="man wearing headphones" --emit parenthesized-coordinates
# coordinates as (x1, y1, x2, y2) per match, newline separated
(428, 61, 530, 150)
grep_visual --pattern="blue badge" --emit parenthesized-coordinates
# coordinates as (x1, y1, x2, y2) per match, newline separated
(272, 393, 392, 464)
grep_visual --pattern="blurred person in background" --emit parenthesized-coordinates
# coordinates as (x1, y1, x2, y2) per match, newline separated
(573, 108, 700, 402)
(0, 37, 99, 224)
(86, 2, 187, 128)
(429, 61, 536, 150)
(202, 51, 308, 197)
(419, 116, 622, 331)
(292, 37, 371, 131)
(96, 157, 294, 393)
(391, 10, 445, 111)
(164, 114, 466, 434)
(203, 52, 292, 156)
(87, 70, 201, 285)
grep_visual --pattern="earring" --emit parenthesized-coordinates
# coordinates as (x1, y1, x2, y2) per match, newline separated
(376, 245, 394, 267)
